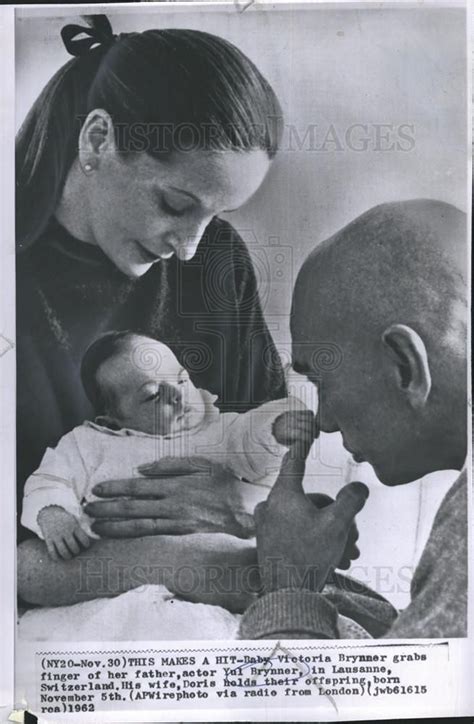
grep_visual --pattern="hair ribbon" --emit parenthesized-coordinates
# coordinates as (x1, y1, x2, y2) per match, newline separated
(61, 15, 116, 57)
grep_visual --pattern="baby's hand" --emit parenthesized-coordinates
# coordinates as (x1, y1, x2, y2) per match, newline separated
(272, 410, 318, 448)
(37, 505, 92, 561)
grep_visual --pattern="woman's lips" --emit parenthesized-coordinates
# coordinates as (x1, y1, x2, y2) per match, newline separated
(136, 241, 176, 263)
(136, 242, 160, 263)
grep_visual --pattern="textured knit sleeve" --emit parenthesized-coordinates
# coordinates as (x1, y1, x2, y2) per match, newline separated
(382, 470, 467, 638)
(21, 429, 88, 538)
(238, 472, 467, 640)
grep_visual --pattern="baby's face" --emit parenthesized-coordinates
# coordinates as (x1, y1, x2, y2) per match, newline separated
(96, 337, 207, 435)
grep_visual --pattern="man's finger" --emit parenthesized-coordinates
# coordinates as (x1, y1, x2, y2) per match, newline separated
(254, 501, 267, 527)
(333, 482, 369, 526)
(268, 446, 308, 499)
(138, 456, 214, 477)
(92, 518, 192, 538)
(337, 557, 351, 570)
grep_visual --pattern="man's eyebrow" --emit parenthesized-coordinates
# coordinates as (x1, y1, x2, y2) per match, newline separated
(139, 380, 158, 391)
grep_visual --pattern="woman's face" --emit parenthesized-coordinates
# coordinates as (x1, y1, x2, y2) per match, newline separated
(82, 144, 271, 277)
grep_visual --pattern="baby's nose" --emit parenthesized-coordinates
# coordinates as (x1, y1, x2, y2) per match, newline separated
(159, 382, 182, 407)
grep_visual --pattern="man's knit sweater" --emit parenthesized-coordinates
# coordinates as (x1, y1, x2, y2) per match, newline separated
(239, 469, 467, 639)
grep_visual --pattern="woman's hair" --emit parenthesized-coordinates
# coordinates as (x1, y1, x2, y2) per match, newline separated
(16, 20, 283, 250)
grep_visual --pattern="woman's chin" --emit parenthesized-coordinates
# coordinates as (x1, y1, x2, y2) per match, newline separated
(124, 261, 156, 279)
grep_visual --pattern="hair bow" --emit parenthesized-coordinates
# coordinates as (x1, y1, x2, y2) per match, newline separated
(61, 15, 116, 57)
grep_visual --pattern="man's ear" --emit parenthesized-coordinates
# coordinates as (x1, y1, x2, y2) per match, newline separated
(381, 324, 432, 409)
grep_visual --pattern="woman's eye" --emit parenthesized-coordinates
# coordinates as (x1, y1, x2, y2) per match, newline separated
(160, 195, 190, 218)
(178, 378, 187, 385)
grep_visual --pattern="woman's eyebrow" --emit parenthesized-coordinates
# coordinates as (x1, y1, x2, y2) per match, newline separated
(168, 186, 237, 214)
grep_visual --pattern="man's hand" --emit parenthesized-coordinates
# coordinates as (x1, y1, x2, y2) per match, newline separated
(37, 506, 92, 561)
(272, 410, 318, 448)
(254, 446, 369, 593)
(306, 493, 360, 571)
(84, 458, 255, 539)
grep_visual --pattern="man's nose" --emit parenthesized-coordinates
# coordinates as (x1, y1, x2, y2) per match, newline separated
(159, 382, 182, 407)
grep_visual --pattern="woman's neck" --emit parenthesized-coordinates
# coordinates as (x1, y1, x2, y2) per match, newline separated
(55, 159, 97, 245)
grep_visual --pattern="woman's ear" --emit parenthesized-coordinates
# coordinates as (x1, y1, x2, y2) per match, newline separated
(381, 323, 432, 409)
(78, 108, 116, 170)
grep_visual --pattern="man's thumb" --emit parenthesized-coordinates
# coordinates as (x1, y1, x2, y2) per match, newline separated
(333, 482, 369, 525)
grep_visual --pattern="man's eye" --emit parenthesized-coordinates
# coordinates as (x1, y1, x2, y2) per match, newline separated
(145, 391, 160, 402)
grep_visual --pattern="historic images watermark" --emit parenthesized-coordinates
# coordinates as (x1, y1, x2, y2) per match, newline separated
(76, 117, 416, 155)
(76, 556, 413, 599)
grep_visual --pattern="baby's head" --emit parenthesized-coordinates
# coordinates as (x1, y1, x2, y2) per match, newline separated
(81, 332, 209, 435)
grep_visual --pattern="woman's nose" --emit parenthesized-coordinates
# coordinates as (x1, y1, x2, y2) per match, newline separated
(177, 217, 213, 261)
(159, 382, 182, 407)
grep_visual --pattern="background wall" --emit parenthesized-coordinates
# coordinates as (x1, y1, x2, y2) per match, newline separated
(15, 4, 466, 608)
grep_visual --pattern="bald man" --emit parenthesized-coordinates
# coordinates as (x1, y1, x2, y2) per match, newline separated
(239, 199, 468, 639)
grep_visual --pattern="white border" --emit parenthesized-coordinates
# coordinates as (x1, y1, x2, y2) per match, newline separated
(0, 6, 16, 721)
(2, 2, 473, 721)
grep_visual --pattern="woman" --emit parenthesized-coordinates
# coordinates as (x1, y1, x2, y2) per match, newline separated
(16, 16, 287, 548)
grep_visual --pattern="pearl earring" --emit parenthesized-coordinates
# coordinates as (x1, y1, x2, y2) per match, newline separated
(84, 163, 93, 172)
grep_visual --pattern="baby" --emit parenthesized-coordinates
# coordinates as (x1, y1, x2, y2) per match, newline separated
(22, 331, 315, 560)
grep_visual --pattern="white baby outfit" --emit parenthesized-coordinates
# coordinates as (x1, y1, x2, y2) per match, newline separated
(20, 395, 306, 641)
(22, 394, 304, 538)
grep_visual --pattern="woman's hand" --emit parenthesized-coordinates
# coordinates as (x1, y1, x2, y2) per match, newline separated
(254, 442, 369, 593)
(84, 457, 255, 539)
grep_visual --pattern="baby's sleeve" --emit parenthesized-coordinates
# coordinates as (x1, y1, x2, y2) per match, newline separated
(21, 429, 88, 538)
(223, 396, 308, 483)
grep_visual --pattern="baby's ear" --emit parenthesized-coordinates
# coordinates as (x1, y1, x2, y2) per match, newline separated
(95, 414, 121, 430)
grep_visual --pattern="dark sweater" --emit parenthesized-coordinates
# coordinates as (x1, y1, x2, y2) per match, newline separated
(16, 217, 286, 540)
(239, 470, 467, 639)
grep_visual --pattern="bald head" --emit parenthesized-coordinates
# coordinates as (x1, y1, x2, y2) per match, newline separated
(291, 199, 467, 484)
(292, 199, 466, 355)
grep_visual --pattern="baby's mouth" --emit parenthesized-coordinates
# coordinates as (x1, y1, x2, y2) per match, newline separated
(175, 406, 192, 423)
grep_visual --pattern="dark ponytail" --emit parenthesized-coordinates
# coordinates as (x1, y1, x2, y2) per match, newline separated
(16, 46, 109, 251)
(16, 18, 283, 251)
